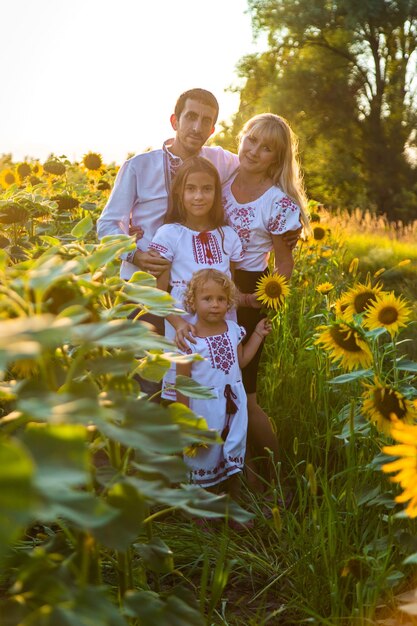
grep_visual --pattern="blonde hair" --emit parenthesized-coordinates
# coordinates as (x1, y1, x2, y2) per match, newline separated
(240, 113, 311, 232)
(183, 269, 237, 314)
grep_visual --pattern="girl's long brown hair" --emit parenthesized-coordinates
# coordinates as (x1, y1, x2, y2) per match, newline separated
(165, 156, 226, 228)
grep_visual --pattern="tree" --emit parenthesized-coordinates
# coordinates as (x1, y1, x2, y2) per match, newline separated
(217, 0, 417, 220)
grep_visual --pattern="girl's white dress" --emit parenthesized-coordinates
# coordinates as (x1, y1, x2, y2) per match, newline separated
(182, 320, 248, 487)
(149, 223, 243, 399)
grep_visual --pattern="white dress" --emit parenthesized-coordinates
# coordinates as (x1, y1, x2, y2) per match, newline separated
(149, 223, 243, 399)
(222, 176, 302, 271)
(182, 321, 248, 487)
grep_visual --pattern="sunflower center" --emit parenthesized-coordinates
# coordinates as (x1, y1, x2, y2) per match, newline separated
(264, 283, 283, 298)
(374, 388, 406, 420)
(330, 325, 362, 352)
(353, 291, 377, 313)
(313, 227, 326, 240)
(5, 173, 15, 184)
(378, 306, 398, 325)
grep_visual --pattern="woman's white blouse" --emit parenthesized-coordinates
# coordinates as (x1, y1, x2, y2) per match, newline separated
(222, 176, 301, 271)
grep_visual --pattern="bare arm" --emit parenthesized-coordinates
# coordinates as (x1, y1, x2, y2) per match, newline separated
(272, 234, 294, 280)
(238, 318, 271, 369)
(175, 361, 192, 407)
(156, 266, 196, 350)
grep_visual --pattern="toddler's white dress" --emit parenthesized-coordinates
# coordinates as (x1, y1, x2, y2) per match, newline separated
(182, 320, 248, 488)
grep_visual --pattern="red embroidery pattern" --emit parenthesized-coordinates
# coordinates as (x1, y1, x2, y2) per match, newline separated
(192, 232, 222, 265)
(238, 326, 246, 343)
(267, 196, 299, 233)
(191, 455, 244, 485)
(204, 333, 235, 374)
(149, 242, 168, 255)
(223, 199, 256, 251)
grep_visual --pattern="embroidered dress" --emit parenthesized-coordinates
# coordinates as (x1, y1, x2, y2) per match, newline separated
(96, 142, 239, 280)
(149, 223, 243, 399)
(222, 175, 302, 271)
(183, 321, 247, 487)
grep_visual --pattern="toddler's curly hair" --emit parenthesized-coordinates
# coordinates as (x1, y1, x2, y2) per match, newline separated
(183, 269, 238, 314)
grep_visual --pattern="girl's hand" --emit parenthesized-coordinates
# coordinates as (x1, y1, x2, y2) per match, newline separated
(175, 321, 197, 351)
(254, 318, 272, 338)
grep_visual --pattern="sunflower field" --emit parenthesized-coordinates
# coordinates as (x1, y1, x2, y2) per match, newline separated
(1, 153, 417, 625)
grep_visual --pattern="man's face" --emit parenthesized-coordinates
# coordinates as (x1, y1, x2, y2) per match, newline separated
(170, 99, 216, 157)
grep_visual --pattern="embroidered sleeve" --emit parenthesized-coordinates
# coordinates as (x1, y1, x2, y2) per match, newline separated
(228, 228, 244, 262)
(149, 224, 176, 261)
(267, 195, 301, 235)
(238, 325, 247, 344)
(179, 340, 196, 357)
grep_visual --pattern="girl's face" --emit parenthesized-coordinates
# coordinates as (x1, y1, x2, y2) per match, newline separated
(182, 171, 216, 228)
(193, 279, 229, 324)
(238, 131, 277, 177)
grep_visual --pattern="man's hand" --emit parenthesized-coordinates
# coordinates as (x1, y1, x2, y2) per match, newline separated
(175, 321, 197, 351)
(283, 226, 302, 250)
(134, 249, 171, 277)
(129, 224, 144, 242)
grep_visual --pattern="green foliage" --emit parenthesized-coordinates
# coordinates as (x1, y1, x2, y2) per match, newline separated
(217, 0, 417, 220)
(0, 232, 250, 624)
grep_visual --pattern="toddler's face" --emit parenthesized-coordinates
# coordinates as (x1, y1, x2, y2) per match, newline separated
(193, 279, 229, 324)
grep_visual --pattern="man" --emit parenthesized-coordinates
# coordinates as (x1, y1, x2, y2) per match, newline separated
(96, 88, 239, 278)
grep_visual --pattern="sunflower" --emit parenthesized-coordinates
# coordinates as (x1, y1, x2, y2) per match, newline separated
(16, 162, 32, 180)
(334, 295, 350, 319)
(315, 322, 373, 370)
(31, 162, 43, 177)
(342, 279, 383, 320)
(0, 203, 29, 224)
(83, 152, 103, 172)
(312, 225, 327, 242)
(255, 273, 289, 310)
(382, 422, 417, 518)
(364, 292, 412, 336)
(0, 168, 17, 188)
(97, 179, 111, 191)
(316, 282, 334, 295)
(51, 194, 80, 211)
(362, 380, 417, 435)
(43, 160, 66, 176)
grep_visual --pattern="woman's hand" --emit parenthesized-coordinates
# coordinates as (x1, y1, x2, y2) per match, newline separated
(238, 292, 262, 309)
(282, 226, 302, 250)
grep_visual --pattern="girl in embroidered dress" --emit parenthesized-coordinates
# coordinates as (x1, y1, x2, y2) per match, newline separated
(220, 113, 311, 491)
(176, 269, 271, 492)
(149, 156, 243, 400)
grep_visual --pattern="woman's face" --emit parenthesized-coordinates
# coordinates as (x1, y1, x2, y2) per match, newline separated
(238, 130, 277, 176)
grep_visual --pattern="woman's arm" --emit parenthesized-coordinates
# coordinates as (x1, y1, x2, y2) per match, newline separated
(272, 234, 294, 280)
(175, 361, 192, 407)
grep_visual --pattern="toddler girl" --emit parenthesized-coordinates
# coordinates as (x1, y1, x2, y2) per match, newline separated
(176, 269, 270, 492)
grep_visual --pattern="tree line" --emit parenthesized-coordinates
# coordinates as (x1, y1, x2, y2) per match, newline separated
(216, 0, 417, 222)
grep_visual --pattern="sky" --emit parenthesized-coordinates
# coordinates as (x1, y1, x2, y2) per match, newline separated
(1, 0, 265, 164)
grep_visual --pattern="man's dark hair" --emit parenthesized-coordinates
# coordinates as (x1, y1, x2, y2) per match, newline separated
(174, 89, 219, 124)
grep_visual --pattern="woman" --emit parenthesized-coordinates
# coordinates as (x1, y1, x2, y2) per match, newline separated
(221, 113, 310, 490)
